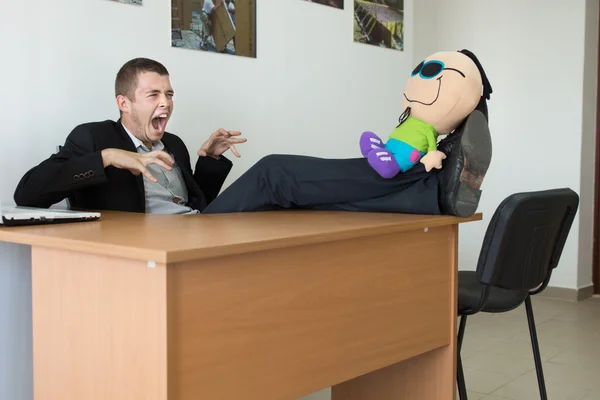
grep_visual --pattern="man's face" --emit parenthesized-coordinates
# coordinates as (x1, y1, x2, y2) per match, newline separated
(120, 71, 174, 146)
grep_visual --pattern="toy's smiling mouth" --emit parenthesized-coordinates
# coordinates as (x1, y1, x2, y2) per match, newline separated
(403, 76, 442, 106)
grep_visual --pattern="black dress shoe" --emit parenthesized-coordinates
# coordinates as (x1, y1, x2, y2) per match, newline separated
(438, 110, 492, 217)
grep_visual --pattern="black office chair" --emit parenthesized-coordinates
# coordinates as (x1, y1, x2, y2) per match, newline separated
(456, 188, 580, 400)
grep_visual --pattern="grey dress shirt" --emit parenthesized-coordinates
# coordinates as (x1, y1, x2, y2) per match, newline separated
(123, 125, 200, 214)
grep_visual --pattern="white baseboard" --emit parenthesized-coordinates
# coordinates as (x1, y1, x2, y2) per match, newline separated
(536, 283, 595, 302)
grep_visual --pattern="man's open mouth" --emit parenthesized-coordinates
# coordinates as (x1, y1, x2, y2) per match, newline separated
(152, 114, 168, 131)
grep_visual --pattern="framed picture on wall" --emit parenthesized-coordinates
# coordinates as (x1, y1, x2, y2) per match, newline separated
(302, 0, 344, 9)
(354, 0, 404, 52)
(172, 0, 257, 58)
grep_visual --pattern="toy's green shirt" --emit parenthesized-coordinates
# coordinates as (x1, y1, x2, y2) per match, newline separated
(389, 117, 438, 152)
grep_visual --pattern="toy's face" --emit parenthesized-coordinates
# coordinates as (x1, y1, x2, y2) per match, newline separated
(402, 51, 483, 134)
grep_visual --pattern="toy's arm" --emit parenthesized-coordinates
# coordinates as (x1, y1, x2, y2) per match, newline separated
(420, 150, 446, 172)
(420, 130, 445, 172)
(426, 131, 437, 153)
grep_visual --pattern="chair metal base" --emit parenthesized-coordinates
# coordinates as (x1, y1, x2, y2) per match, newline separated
(457, 315, 468, 400)
(457, 296, 548, 400)
(525, 295, 548, 400)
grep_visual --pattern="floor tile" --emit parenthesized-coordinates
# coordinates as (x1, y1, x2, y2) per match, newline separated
(462, 368, 526, 395)
(489, 368, 591, 399)
(465, 391, 488, 400)
(462, 352, 534, 377)
(581, 388, 600, 399)
(298, 389, 329, 400)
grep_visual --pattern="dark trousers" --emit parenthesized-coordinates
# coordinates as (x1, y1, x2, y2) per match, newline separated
(202, 154, 442, 215)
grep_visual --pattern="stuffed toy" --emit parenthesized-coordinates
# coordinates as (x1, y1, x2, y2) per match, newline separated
(360, 49, 490, 178)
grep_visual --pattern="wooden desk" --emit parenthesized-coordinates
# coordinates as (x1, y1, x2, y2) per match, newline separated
(0, 210, 481, 400)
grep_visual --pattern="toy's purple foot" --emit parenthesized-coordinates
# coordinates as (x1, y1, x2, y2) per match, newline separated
(360, 131, 384, 157)
(367, 149, 400, 179)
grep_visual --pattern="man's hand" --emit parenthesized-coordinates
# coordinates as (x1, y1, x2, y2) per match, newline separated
(420, 150, 447, 172)
(198, 128, 247, 159)
(101, 148, 174, 183)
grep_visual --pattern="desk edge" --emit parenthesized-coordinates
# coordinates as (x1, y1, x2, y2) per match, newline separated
(0, 213, 482, 263)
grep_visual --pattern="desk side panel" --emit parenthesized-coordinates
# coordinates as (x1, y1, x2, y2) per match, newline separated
(167, 225, 453, 400)
(31, 248, 168, 400)
(332, 223, 458, 400)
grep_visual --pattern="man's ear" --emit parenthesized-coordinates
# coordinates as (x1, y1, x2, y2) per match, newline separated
(116, 94, 131, 114)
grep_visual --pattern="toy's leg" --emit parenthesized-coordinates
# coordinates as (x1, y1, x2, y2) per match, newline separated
(359, 131, 384, 157)
(202, 154, 435, 214)
(367, 149, 401, 179)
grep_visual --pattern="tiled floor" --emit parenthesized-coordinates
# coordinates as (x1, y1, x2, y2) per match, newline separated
(299, 296, 600, 400)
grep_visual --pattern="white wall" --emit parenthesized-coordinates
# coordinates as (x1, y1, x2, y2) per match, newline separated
(0, 0, 414, 399)
(414, 0, 599, 291)
(579, 0, 599, 288)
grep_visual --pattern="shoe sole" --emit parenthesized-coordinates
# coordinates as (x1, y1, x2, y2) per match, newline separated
(453, 111, 493, 217)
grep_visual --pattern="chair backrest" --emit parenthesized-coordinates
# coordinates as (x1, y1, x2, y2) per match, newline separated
(476, 188, 579, 292)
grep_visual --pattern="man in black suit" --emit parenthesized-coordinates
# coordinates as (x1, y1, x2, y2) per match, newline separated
(14, 58, 247, 214)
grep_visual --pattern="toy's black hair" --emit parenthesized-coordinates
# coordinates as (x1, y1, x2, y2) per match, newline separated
(458, 49, 493, 121)
(458, 49, 492, 99)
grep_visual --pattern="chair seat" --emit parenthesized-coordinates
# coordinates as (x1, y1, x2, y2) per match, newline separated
(458, 271, 529, 314)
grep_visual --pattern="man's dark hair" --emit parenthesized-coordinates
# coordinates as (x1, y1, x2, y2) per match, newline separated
(115, 58, 170, 100)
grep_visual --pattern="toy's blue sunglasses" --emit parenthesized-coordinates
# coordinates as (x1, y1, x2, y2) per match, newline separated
(411, 60, 466, 79)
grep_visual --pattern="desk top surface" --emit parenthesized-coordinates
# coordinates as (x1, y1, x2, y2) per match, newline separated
(0, 210, 482, 263)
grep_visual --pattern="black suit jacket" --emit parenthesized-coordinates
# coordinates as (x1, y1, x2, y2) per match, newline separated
(13, 119, 232, 213)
